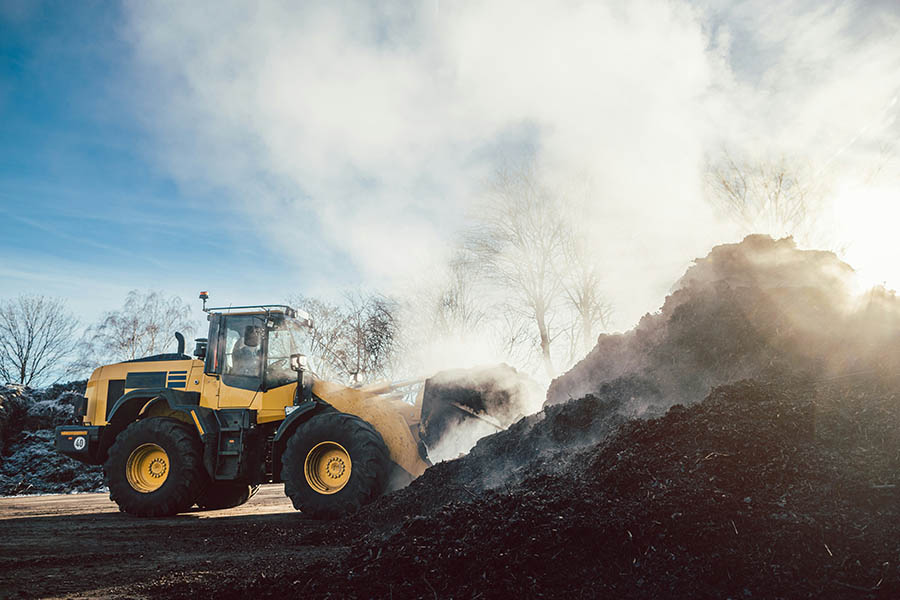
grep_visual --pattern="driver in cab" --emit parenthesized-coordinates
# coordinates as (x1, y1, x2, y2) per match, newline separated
(232, 325, 263, 376)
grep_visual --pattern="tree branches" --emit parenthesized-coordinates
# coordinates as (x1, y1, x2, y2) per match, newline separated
(77, 290, 195, 369)
(290, 292, 398, 385)
(463, 162, 612, 377)
(0, 296, 78, 386)
(706, 152, 820, 241)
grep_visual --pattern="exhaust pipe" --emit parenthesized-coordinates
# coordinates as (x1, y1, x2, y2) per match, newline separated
(175, 332, 185, 356)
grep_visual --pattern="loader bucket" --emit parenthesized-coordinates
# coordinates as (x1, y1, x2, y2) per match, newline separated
(418, 364, 541, 452)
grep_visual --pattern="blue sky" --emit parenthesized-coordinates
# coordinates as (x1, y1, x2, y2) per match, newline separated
(0, 1, 354, 326)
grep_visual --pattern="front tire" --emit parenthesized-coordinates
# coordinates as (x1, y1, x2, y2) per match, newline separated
(282, 412, 389, 519)
(105, 417, 207, 517)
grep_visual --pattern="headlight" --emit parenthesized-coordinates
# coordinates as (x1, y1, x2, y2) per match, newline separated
(290, 353, 308, 371)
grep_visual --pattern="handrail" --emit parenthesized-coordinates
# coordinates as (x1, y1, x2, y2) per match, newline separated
(205, 304, 295, 313)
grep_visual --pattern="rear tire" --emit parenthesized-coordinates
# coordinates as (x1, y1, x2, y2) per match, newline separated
(105, 417, 208, 517)
(196, 482, 260, 510)
(282, 412, 389, 519)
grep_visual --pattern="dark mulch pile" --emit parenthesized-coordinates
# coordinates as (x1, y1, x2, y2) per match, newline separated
(155, 375, 900, 599)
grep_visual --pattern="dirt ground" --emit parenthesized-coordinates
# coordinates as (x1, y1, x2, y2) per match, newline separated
(0, 485, 336, 599)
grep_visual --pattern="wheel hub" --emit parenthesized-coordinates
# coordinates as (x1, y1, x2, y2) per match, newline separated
(148, 457, 167, 478)
(326, 456, 346, 479)
(126, 443, 169, 493)
(304, 441, 352, 495)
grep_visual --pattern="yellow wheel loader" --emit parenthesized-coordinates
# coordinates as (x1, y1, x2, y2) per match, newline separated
(54, 294, 445, 519)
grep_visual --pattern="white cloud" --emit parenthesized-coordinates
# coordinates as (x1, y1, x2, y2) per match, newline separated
(123, 0, 900, 329)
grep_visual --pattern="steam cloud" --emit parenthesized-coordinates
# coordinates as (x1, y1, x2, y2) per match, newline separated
(420, 364, 545, 462)
(124, 0, 900, 331)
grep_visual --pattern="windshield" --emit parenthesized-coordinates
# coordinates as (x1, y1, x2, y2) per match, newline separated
(265, 317, 313, 388)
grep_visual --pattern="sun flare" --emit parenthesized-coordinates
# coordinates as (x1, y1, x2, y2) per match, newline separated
(833, 184, 900, 293)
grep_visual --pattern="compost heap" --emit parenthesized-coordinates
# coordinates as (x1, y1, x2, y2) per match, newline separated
(155, 235, 900, 599)
(547, 233, 900, 407)
(0, 381, 103, 495)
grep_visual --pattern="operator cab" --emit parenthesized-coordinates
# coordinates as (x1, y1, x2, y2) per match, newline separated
(202, 300, 313, 392)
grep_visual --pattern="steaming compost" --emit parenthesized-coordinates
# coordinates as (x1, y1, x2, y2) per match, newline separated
(4, 235, 900, 599)
(548, 235, 900, 407)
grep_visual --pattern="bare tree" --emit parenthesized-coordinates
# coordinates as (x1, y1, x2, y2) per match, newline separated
(430, 252, 486, 341)
(495, 308, 537, 367)
(559, 182, 613, 356)
(466, 162, 567, 378)
(0, 296, 78, 386)
(289, 295, 348, 382)
(79, 290, 195, 368)
(706, 152, 819, 240)
(344, 292, 397, 384)
(290, 292, 399, 385)
(561, 235, 613, 356)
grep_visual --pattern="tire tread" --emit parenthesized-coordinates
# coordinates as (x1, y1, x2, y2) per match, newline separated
(282, 412, 389, 519)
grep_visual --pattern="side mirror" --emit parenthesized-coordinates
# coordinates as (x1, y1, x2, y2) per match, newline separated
(290, 354, 308, 372)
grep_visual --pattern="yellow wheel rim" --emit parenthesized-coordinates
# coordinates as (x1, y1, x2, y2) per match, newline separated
(125, 443, 169, 493)
(304, 441, 352, 495)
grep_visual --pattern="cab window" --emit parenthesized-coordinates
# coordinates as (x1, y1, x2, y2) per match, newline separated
(221, 315, 265, 390)
(265, 322, 296, 389)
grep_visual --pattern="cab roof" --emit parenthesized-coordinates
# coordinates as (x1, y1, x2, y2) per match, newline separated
(205, 304, 312, 323)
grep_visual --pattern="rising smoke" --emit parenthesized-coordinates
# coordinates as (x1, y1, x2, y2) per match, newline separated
(123, 1, 900, 382)
(419, 363, 544, 462)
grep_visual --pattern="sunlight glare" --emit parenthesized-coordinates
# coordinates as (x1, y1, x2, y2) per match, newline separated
(834, 184, 900, 293)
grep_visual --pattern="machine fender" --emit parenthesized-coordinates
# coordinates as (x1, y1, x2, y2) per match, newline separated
(142, 398, 218, 448)
(101, 388, 208, 464)
(270, 401, 333, 482)
(272, 401, 320, 443)
(107, 387, 200, 424)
